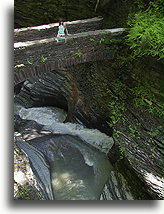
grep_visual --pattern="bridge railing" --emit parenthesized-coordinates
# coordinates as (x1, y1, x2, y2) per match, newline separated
(14, 17, 103, 43)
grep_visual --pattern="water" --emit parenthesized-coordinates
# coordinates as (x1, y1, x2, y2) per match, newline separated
(17, 106, 114, 154)
(15, 105, 132, 200)
(18, 106, 67, 124)
(48, 135, 113, 200)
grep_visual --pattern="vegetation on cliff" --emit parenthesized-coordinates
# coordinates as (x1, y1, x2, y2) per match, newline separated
(14, 0, 163, 199)
(127, 0, 163, 59)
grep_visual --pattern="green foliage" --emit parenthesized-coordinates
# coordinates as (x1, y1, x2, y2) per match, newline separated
(100, 38, 123, 47)
(110, 40, 134, 70)
(107, 89, 126, 128)
(107, 79, 162, 143)
(113, 130, 122, 138)
(89, 37, 99, 46)
(133, 0, 151, 10)
(130, 84, 162, 115)
(118, 145, 126, 160)
(89, 38, 95, 42)
(27, 60, 34, 65)
(99, 38, 105, 44)
(147, 127, 160, 138)
(73, 51, 83, 58)
(107, 39, 123, 45)
(89, 38, 123, 49)
(132, 85, 153, 106)
(107, 82, 128, 142)
(128, 124, 141, 140)
(127, 0, 163, 59)
(40, 55, 47, 63)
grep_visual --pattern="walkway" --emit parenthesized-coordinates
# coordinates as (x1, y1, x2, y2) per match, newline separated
(14, 17, 126, 86)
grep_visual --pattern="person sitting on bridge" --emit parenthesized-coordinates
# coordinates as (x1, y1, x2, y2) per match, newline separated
(56, 18, 71, 42)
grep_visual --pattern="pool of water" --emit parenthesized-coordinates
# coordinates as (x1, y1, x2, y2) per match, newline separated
(15, 105, 134, 200)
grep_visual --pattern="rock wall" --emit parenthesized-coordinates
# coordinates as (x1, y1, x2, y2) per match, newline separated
(14, 0, 135, 29)
(14, 0, 163, 200)
(107, 56, 163, 199)
(68, 55, 163, 199)
(15, 47, 163, 199)
(14, 0, 98, 28)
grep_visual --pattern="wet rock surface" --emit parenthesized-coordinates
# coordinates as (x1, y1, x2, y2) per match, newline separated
(16, 133, 111, 200)
(14, 113, 136, 200)
(14, 69, 113, 136)
(14, 55, 163, 199)
(106, 57, 163, 199)
(14, 0, 163, 200)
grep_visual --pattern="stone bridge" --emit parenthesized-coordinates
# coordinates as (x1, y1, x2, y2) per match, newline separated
(14, 17, 126, 86)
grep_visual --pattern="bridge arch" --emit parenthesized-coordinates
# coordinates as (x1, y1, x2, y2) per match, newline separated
(14, 17, 126, 86)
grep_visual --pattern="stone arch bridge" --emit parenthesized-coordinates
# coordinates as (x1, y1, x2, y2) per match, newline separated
(14, 17, 126, 86)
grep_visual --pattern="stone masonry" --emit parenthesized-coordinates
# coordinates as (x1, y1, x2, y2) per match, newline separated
(14, 17, 126, 86)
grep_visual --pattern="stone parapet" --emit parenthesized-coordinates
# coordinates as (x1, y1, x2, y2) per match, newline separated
(14, 28, 126, 85)
(14, 17, 103, 43)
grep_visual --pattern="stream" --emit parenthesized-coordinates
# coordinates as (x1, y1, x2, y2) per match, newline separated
(14, 105, 135, 200)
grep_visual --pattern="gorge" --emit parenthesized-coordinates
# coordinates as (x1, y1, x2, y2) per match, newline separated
(14, 0, 163, 200)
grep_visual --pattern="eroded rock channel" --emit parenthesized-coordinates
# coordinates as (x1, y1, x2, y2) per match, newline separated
(14, 55, 163, 200)
(14, 105, 135, 200)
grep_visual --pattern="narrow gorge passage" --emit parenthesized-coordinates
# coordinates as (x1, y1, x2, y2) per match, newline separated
(14, 0, 163, 201)
(14, 105, 135, 200)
